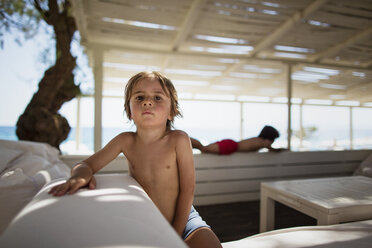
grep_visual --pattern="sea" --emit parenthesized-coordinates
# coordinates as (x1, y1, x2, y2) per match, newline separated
(1, 126, 371, 154)
(0, 126, 117, 154)
(0, 126, 242, 154)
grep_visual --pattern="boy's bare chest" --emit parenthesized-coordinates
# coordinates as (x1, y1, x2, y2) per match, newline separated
(125, 145, 178, 178)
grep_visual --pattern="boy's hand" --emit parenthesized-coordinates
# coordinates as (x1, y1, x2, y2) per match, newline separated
(48, 175, 96, 196)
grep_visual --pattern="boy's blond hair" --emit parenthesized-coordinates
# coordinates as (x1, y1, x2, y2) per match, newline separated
(124, 71, 182, 130)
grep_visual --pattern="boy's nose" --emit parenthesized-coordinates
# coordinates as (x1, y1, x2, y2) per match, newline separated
(142, 98, 153, 106)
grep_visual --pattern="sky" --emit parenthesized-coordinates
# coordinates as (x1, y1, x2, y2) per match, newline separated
(0, 27, 94, 127)
(0, 33, 46, 126)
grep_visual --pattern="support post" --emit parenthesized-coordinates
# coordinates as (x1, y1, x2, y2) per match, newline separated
(76, 96, 81, 151)
(93, 48, 103, 152)
(350, 106, 353, 149)
(287, 64, 292, 150)
(240, 102, 244, 140)
(299, 104, 303, 149)
(260, 186, 275, 233)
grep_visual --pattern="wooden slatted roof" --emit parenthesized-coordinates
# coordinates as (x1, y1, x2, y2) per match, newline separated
(71, 0, 372, 105)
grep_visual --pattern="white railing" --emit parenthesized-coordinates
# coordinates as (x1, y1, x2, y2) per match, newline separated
(60, 150, 371, 206)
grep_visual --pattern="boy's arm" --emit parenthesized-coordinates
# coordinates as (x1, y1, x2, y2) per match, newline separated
(172, 131, 195, 236)
(81, 132, 127, 173)
(49, 133, 129, 196)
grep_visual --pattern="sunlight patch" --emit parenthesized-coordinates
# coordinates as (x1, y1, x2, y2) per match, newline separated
(95, 195, 143, 202)
(102, 17, 175, 31)
(173, 80, 209, 86)
(308, 19, 330, 27)
(79, 188, 129, 197)
(237, 96, 270, 102)
(16, 198, 58, 220)
(319, 83, 346, 90)
(305, 99, 332, 105)
(274, 52, 307, 59)
(194, 34, 249, 44)
(275, 45, 315, 53)
(303, 67, 339, 76)
(335, 100, 360, 106)
(165, 68, 221, 77)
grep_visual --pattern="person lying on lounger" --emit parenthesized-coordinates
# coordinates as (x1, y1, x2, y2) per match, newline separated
(191, 125, 286, 155)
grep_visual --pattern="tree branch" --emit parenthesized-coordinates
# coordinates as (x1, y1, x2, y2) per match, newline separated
(33, 0, 50, 24)
(47, 0, 59, 24)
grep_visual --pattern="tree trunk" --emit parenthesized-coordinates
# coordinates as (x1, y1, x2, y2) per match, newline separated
(16, 0, 79, 151)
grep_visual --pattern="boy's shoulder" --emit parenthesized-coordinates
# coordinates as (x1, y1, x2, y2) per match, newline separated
(119, 131, 136, 135)
(168, 129, 189, 139)
(115, 131, 136, 143)
(117, 131, 136, 138)
(167, 130, 191, 145)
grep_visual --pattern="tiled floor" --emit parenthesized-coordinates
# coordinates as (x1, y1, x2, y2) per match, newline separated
(195, 200, 317, 242)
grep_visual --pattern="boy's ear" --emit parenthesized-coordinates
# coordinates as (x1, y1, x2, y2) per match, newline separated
(168, 110, 174, 121)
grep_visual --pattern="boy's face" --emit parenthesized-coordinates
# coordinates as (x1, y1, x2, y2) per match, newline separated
(129, 77, 172, 129)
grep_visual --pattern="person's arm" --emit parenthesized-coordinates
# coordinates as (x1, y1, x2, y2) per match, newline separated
(238, 137, 268, 152)
(268, 146, 287, 152)
(49, 133, 128, 196)
(172, 131, 195, 236)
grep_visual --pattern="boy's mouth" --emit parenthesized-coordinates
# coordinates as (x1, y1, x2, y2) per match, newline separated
(142, 111, 153, 115)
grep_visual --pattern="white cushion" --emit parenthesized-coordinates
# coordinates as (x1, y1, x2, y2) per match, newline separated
(5, 152, 70, 188)
(0, 174, 187, 248)
(0, 140, 70, 235)
(0, 147, 23, 173)
(354, 153, 372, 178)
(0, 168, 38, 234)
(0, 139, 59, 160)
(222, 219, 372, 248)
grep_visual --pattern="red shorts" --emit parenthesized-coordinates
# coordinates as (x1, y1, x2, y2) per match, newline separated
(217, 139, 238, 155)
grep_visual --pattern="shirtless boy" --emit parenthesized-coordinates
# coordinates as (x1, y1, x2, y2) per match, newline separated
(191, 125, 285, 155)
(49, 71, 221, 247)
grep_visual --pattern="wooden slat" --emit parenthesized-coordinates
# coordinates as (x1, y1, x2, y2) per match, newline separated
(88, 0, 186, 26)
(193, 150, 371, 168)
(196, 163, 357, 182)
(323, 1, 372, 20)
(194, 192, 260, 205)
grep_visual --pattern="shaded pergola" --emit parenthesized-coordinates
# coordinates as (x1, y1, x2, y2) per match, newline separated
(70, 0, 372, 151)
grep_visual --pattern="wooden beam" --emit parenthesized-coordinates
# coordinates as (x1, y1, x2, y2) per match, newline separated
(162, 0, 207, 71)
(171, 0, 207, 51)
(310, 26, 372, 63)
(251, 0, 328, 57)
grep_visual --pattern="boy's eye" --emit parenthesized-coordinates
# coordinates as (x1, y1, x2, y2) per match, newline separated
(154, 96, 162, 101)
(135, 96, 144, 101)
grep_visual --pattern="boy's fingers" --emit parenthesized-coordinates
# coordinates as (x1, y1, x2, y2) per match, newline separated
(48, 186, 57, 194)
(89, 176, 96, 189)
(49, 177, 95, 196)
(68, 184, 80, 194)
(55, 182, 71, 196)
(68, 180, 86, 194)
(48, 182, 65, 194)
